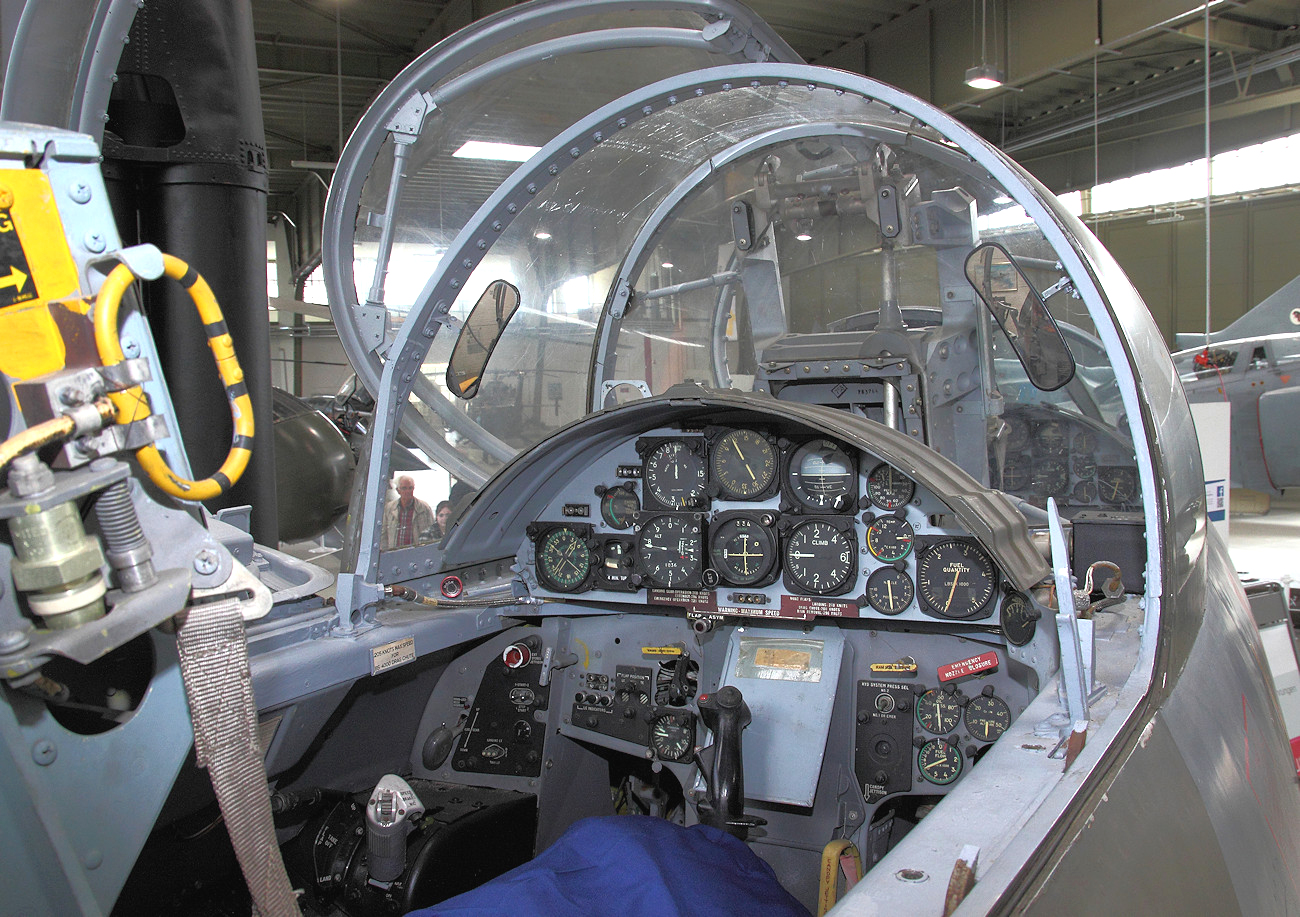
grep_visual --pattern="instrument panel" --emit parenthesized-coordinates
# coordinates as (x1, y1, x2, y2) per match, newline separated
(520, 420, 1035, 637)
(994, 406, 1139, 513)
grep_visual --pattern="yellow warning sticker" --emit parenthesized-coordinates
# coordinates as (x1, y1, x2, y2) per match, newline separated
(870, 662, 919, 675)
(641, 646, 684, 656)
(0, 170, 81, 308)
(0, 207, 37, 307)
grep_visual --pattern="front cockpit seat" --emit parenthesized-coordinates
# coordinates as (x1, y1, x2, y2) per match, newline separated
(406, 815, 810, 916)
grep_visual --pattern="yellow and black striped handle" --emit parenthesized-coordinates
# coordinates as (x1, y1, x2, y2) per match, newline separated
(93, 254, 253, 501)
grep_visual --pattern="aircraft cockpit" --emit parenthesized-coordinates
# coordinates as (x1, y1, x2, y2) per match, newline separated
(306, 4, 1161, 912)
(7, 2, 1299, 916)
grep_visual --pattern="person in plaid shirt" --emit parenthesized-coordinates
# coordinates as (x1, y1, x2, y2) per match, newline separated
(382, 475, 435, 550)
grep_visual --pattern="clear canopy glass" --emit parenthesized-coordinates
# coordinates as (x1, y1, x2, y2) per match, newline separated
(363, 75, 1140, 560)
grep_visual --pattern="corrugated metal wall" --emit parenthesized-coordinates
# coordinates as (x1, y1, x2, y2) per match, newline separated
(1092, 194, 1300, 344)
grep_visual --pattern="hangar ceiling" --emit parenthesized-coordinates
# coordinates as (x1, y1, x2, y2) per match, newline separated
(255, 0, 1300, 228)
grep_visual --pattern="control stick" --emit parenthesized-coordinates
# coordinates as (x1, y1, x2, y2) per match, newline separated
(697, 685, 764, 840)
(365, 774, 425, 884)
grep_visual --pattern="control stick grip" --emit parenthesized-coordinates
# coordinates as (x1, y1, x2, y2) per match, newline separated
(697, 685, 754, 839)
(365, 774, 426, 884)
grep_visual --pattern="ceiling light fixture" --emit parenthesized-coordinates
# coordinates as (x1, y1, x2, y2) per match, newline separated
(661, 261, 674, 269)
(453, 140, 541, 162)
(965, 0, 1005, 90)
(794, 219, 813, 242)
(534, 231, 552, 241)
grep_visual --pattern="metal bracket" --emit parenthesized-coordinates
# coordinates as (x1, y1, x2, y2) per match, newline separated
(73, 414, 170, 461)
(1048, 497, 1090, 725)
(386, 91, 436, 140)
(609, 279, 632, 320)
(334, 572, 383, 634)
(87, 243, 165, 282)
(98, 358, 153, 391)
(189, 557, 272, 623)
(355, 306, 387, 350)
(0, 568, 191, 680)
(0, 459, 127, 520)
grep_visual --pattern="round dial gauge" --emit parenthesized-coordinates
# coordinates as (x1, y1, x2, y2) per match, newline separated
(916, 688, 963, 734)
(867, 463, 916, 510)
(709, 516, 777, 586)
(866, 515, 915, 563)
(964, 693, 1012, 742)
(711, 429, 776, 499)
(1036, 420, 1068, 454)
(917, 739, 964, 785)
(1073, 430, 1097, 453)
(1001, 591, 1039, 647)
(789, 440, 856, 511)
(1071, 454, 1096, 479)
(1031, 459, 1068, 495)
(1004, 415, 1030, 450)
(535, 527, 594, 592)
(784, 520, 855, 595)
(1000, 459, 1029, 492)
(1072, 480, 1097, 504)
(650, 713, 695, 762)
(600, 485, 640, 530)
(636, 515, 703, 588)
(916, 541, 997, 619)
(644, 441, 707, 509)
(866, 567, 914, 615)
(1098, 466, 1137, 504)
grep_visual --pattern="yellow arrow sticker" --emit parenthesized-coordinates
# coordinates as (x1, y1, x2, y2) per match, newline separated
(0, 208, 37, 307)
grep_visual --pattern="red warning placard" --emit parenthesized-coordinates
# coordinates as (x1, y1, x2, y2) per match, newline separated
(937, 651, 999, 683)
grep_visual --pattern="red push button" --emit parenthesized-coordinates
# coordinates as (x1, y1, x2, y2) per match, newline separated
(502, 643, 532, 669)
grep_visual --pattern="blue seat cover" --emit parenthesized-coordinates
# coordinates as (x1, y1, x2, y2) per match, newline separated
(407, 816, 811, 916)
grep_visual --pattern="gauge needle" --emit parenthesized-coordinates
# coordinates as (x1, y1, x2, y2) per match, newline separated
(887, 580, 894, 607)
(944, 570, 962, 612)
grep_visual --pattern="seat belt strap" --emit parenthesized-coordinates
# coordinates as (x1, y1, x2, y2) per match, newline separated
(176, 595, 300, 917)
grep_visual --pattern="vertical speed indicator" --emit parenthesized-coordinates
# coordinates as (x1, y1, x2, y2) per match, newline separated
(783, 520, 856, 595)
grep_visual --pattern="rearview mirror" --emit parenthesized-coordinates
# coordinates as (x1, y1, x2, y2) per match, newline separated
(965, 243, 1075, 392)
(447, 280, 522, 400)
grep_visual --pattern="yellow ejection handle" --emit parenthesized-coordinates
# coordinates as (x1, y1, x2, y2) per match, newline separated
(93, 254, 254, 501)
